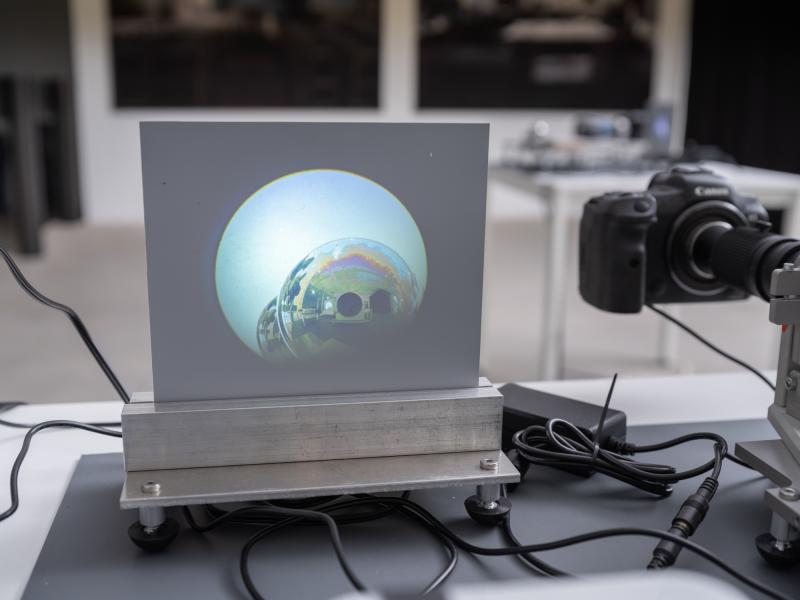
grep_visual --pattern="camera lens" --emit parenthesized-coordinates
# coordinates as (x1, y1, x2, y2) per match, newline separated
(710, 228, 800, 299)
(667, 201, 750, 296)
(688, 221, 732, 279)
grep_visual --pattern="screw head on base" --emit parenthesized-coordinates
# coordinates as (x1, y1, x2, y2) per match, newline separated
(141, 481, 161, 496)
(480, 458, 499, 471)
(779, 487, 800, 501)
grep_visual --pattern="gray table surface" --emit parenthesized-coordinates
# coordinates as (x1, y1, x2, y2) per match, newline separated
(23, 419, 799, 599)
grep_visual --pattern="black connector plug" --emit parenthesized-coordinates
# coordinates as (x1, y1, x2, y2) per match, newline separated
(647, 476, 719, 569)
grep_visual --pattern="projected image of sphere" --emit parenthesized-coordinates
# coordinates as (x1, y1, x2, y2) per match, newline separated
(256, 238, 421, 359)
(215, 170, 427, 361)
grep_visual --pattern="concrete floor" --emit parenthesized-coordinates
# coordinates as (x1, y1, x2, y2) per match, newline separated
(0, 192, 777, 404)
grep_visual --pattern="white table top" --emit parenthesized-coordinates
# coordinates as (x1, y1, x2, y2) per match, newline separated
(0, 371, 776, 599)
(493, 161, 800, 193)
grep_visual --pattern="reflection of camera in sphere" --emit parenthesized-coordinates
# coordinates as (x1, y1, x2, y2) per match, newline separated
(256, 238, 422, 360)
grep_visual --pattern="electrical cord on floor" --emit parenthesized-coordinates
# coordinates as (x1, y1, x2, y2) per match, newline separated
(0, 247, 130, 404)
(0, 420, 122, 523)
(646, 303, 776, 391)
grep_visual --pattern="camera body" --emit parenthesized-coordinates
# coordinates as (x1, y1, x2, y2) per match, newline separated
(579, 166, 769, 313)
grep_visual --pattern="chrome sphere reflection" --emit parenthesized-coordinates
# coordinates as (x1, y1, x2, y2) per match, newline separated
(257, 238, 422, 359)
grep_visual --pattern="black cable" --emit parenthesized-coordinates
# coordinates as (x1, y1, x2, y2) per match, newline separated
(512, 421, 728, 497)
(236, 509, 455, 599)
(189, 491, 790, 600)
(502, 516, 567, 577)
(239, 506, 367, 593)
(0, 247, 130, 403)
(511, 374, 730, 569)
(0, 249, 127, 525)
(187, 492, 412, 530)
(0, 416, 121, 429)
(184, 495, 458, 598)
(0, 373, 120, 430)
(510, 374, 729, 497)
(239, 516, 305, 600)
(335, 496, 792, 600)
(646, 303, 776, 391)
(0, 420, 122, 523)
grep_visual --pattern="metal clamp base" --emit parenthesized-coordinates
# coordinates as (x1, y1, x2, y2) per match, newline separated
(121, 450, 519, 510)
(122, 379, 504, 472)
(735, 439, 800, 529)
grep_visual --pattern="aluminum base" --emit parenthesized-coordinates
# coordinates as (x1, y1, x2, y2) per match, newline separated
(121, 449, 519, 510)
(122, 379, 503, 472)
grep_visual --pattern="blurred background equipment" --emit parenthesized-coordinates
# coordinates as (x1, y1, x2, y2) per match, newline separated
(0, 0, 81, 254)
(110, 0, 380, 107)
(500, 104, 673, 173)
(418, 0, 654, 109)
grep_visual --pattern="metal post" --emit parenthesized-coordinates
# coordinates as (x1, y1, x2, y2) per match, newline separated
(138, 506, 166, 535)
(476, 482, 501, 510)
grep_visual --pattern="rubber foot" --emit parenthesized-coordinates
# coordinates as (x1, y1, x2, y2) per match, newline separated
(755, 533, 800, 568)
(128, 517, 180, 552)
(464, 494, 512, 526)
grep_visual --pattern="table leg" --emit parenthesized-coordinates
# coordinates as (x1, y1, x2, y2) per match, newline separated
(656, 305, 681, 370)
(540, 190, 569, 380)
(7, 80, 46, 254)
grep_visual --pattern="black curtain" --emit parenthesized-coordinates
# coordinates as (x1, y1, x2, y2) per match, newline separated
(685, 0, 800, 174)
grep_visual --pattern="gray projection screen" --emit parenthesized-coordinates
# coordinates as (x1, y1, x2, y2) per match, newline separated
(141, 122, 488, 402)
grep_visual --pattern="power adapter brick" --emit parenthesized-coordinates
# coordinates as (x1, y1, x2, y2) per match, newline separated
(499, 383, 628, 481)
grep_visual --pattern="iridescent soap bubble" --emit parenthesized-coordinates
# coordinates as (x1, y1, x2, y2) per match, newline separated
(257, 238, 421, 359)
(215, 169, 427, 360)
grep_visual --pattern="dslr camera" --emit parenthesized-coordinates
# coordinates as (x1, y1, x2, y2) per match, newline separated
(580, 166, 800, 313)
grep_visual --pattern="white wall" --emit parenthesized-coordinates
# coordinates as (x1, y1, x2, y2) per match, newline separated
(69, 0, 692, 224)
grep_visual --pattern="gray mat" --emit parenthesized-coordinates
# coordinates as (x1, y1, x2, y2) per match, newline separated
(23, 419, 800, 599)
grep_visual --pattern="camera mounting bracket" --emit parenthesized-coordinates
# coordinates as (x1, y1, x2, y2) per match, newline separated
(736, 262, 800, 565)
